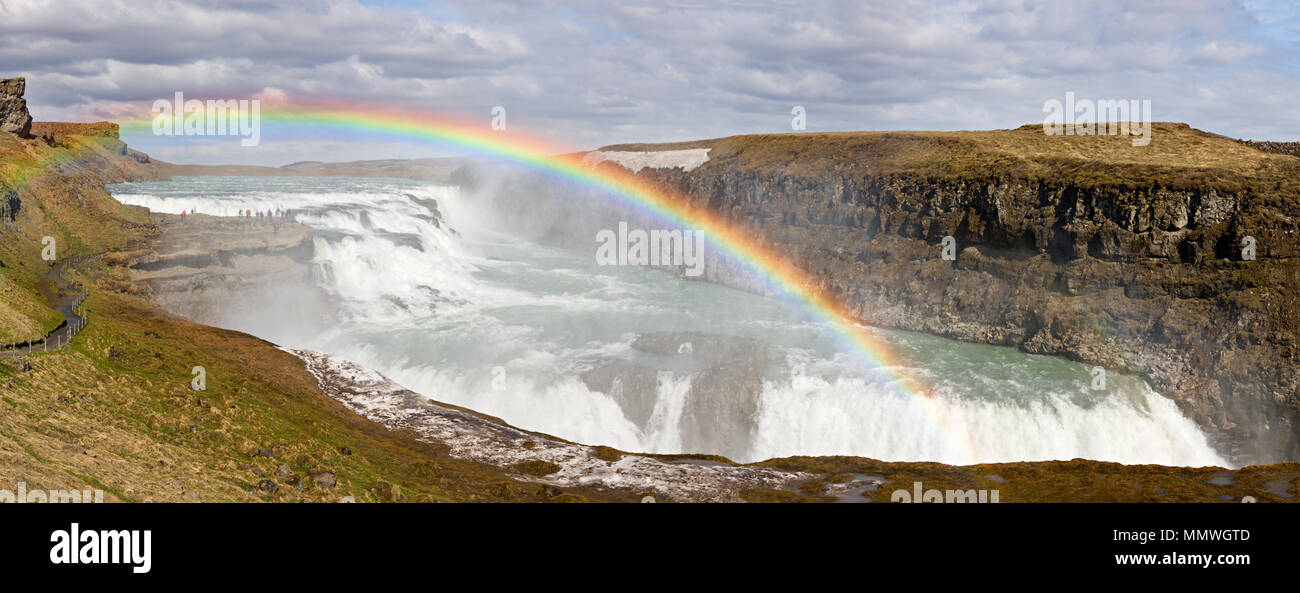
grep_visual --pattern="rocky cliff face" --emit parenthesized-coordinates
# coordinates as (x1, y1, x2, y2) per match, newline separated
(126, 214, 332, 334)
(0, 78, 32, 137)
(456, 124, 1300, 466)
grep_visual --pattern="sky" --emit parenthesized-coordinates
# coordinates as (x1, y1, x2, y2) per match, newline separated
(1, 0, 1298, 165)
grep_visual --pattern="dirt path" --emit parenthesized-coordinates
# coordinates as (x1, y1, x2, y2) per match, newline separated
(0, 254, 94, 357)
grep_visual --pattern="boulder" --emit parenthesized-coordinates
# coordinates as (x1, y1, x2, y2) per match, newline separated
(309, 471, 337, 488)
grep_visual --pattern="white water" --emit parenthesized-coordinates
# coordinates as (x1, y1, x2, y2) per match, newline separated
(109, 176, 1229, 467)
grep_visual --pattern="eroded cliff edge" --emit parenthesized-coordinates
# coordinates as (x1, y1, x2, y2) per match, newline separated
(456, 123, 1300, 466)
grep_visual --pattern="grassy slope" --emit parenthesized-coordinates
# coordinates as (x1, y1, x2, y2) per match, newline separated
(0, 125, 156, 343)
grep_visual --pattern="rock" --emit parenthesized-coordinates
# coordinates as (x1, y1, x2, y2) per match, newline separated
(8, 356, 31, 372)
(309, 471, 337, 489)
(0, 78, 32, 137)
(370, 480, 400, 502)
(257, 480, 278, 494)
(680, 361, 765, 461)
(579, 363, 659, 428)
(0, 183, 16, 222)
(275, 464, 291, 478)
(339, 446, 352, 456)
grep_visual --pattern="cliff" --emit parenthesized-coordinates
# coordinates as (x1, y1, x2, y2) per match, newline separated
(456, 123, 1300, 466)
(124, 213, 326, 329)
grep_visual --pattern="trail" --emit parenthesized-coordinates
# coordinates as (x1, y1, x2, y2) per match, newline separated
(0, 254, 92, 357)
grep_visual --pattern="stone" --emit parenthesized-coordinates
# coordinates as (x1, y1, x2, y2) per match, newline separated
(309, 471, 337, 489)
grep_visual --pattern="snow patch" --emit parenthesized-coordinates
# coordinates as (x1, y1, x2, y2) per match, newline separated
(582, 148, 711, 173)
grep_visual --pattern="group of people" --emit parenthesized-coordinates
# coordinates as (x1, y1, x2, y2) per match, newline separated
(176, 207, 294, 220)
(239, 208, 291, 219)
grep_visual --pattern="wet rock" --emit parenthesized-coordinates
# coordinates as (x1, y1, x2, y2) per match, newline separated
(680, 361, 765, 461)
(579, 363, 659, 427)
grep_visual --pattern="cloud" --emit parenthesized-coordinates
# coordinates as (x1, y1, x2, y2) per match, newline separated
(1, 0, 1296, 164)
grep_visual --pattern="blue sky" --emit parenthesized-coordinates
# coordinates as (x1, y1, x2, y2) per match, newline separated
(2, 0, 1297, 165)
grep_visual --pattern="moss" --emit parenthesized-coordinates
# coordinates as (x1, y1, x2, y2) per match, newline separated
(512, 460, 562, 477)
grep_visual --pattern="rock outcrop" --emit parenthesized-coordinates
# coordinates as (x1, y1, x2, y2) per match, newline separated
(0, 77, 32, 137)
(127, 214, 333, 335)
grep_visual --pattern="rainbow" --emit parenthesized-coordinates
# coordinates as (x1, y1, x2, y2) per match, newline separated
(111, 97, 981, 462)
